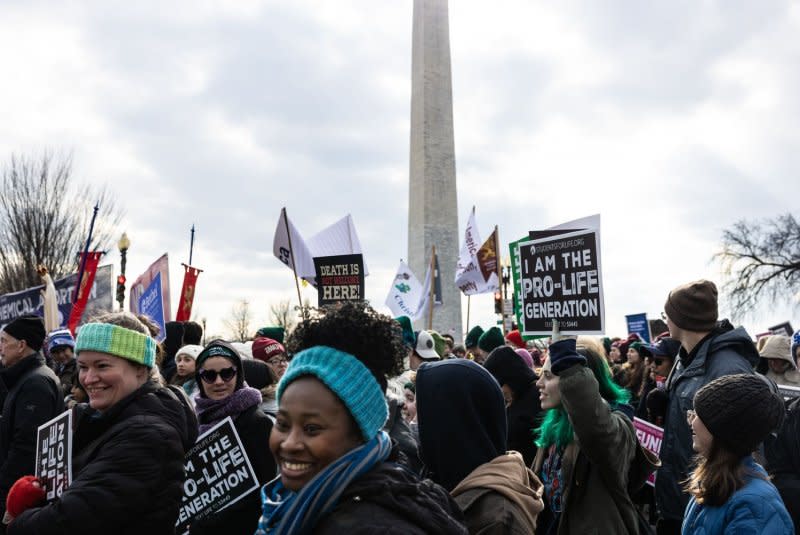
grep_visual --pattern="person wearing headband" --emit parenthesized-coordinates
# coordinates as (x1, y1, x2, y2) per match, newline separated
(5, 312, 198, 534)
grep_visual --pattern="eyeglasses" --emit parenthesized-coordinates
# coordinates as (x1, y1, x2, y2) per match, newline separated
(198, 367, 237, 384)
(267, 357, 287, 366)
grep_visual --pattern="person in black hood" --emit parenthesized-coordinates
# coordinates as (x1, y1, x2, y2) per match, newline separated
(483, 346, 542, 465)
(159, 321, 185, 382)
(6, 312, 197, 535)
(417, 359, 544, 534)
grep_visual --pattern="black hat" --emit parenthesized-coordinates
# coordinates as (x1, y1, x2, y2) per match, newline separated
(694, 374, 785, 456)
(195, 339, 245, 396)
(648, 337, 681, 359)
(241, 358, 276, 390)
(3, 315, 46, 351)
(664, 280, 718, 332)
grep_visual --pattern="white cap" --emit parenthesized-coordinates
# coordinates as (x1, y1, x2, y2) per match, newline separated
(414, 331, 440, 360)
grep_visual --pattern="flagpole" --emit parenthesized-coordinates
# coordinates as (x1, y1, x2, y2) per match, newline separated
(282, 208, 307, 321)
(427, 245, 436, 330)
(465, 295, 471, 336)
(72, 201, 100, 307)
(494, 225, 505, 335)
(188, 224, 196, 266)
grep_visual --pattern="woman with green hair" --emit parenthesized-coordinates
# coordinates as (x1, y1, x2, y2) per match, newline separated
(533, 335, 658, 534)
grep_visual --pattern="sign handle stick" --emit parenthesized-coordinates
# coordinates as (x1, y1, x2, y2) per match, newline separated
(551, 318, 560, 343)
(494, 226, 505, 335)
(282, 208, 307, 321)
(427, 246, 436, 330)
(465, 295, 471, 337)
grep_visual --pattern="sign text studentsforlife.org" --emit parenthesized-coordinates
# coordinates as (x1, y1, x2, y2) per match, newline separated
(36, 410, 73, 502)
(176, 417, 259, 535)
(517, 229, 605, 334)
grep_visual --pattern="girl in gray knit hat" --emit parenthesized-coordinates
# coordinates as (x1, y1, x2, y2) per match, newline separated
(682, 374, 792, 534)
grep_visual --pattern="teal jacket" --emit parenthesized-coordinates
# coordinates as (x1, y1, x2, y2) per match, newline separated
(682, 457, 794, 535)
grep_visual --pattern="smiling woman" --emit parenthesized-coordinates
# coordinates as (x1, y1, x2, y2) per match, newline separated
(6, 312, 198, 535)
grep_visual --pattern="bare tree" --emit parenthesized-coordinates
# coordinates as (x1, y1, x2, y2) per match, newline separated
(0, 151, 122, 294)
(714, 213, 800, 317)
(268, 299, 297, 332)
(224, 299, 252, 341)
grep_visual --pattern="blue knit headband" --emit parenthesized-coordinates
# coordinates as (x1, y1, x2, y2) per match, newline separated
(277, 346, 388, 442)
(75, 323, 156, 368)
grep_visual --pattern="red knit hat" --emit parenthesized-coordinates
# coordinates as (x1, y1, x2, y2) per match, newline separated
(505, 329, 524, 349)
(251, 337, 286, 363)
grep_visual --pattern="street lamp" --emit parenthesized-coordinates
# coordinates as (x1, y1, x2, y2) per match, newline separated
(116, 232, 130, 310)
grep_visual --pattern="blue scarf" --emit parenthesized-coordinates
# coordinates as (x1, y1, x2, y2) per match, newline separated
(255, 431, 392, 535)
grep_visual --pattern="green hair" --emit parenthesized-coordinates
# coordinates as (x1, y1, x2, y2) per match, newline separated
(535, 345, 630, 450)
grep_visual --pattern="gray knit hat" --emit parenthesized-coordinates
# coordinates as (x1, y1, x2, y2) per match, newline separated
(694, 374, 785, 456)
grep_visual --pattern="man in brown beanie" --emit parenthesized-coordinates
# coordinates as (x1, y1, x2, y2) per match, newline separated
(0, 316, 64, 526)
(654, 280, 759, 535)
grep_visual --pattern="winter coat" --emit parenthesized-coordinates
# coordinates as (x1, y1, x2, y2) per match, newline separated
(0, 353, 64, 519)
(384, 397, 422, 474)
(314, 447, 468, 535)
(765, 396, 800, 531)
(55, 358, 77, 398)
(533, 364, 657, 535)
(681, 457, 794, 535)
(9, 382, 198, 535)
(190, 404, 276, 535)
(656, 324, 759, 522)
(451, 452, 544, 535)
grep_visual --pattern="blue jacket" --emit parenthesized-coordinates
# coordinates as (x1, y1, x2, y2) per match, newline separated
(681, 457, 794, 535)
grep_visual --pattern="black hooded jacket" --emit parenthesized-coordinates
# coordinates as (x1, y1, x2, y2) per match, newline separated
(483, 346, 542, 465)
(416, 359, 507, 492)
(765, 396, 800, 530)
(10, 382, 198, 535)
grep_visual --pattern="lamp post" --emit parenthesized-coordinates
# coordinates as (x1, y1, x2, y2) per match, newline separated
(116, 232, 130, 310)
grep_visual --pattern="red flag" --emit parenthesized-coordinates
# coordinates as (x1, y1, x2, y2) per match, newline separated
(175, 264, 202, 322)
(67, 251, 104, 335)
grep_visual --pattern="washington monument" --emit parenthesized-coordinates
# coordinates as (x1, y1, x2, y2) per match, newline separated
(407, 0, 462, 341)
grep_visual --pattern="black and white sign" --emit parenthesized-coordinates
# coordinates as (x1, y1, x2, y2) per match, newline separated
(518, 228, 604, 335)
(176, 417, 259, 534)
(778, 384, 800, 401)
(313, 254, 365, 306)
(35, 410, 73, 501)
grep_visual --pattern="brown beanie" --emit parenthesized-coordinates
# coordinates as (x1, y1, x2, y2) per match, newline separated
(694, 374, 785, 456)
(664, 280, 718, 331)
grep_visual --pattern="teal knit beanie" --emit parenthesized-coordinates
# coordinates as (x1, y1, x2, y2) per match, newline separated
(394, 316, 416, 349)
(478, 326, 505, 352)
(75, 323, 156, 368)
(277, 346, 388, 441)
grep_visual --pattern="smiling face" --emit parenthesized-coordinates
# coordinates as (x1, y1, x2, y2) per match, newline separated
(199, 356, 238, 400)
(175, 353, 196, 378)
(536, 358, 562, 409)
(270, 376, 363, 492)
(78, 351, 148, 412)
(403, 387, 417, 422)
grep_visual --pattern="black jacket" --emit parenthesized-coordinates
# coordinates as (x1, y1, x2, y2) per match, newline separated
(10, 382, 198, 535)
(0, 353, 64, 518)
(384, 397, 422, 474)
(765, 396, 800, 531)
(315, 448, 468, 535)
(190, 404, 276, 535)
(55, 359, 77, 398)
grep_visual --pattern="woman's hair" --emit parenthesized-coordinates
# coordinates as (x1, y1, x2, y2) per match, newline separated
(684, 440, 765, 506)
(536, 341, 630, 450)
(285, 301, 406, 392)
(622, 359, 647, 398)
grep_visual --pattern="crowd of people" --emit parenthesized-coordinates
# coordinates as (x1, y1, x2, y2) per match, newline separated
(0, 278, 797, 534)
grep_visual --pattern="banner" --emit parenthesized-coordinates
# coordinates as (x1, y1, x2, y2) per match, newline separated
(129, 253, 171, 322)
(385, 260, 432, 323)
(175, 265, 202, 322)
(517, 215, 604, 335)
(0, 265, 114, 332)
(176, 417, 259, 535)
(138, 272, 166, 342)
(67, 251, 104, 334)
(633, 417, 663, 487)
(36, 410, 73, 501)
(273, 209, 369, 286)
(314, 254, 365, 306)
(455, 208, 499, 296)
(626, 313, 651, 343)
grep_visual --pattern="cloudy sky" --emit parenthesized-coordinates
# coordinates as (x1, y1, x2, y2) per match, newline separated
(1, 0, 798, 340)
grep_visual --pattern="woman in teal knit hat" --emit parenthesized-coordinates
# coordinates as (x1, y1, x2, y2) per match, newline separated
(256, 302, 466, 535)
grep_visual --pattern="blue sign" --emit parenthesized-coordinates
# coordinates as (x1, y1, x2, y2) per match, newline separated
(625, 313, 651, 343)
(138, 272, 165, 342)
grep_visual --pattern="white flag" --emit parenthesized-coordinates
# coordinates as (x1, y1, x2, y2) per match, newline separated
(455, 207, 481, 280)
(455, 208, 499, 296)
(385, 261, 433, 323)
(273, 208, 315, 278)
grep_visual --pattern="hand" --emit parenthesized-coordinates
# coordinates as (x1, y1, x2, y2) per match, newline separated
(6, 475, 46, 520)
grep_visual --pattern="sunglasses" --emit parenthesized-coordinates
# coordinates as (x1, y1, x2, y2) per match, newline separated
(198, 367, 237, 384)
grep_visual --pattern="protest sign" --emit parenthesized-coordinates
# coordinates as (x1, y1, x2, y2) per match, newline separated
(0, 265, 113, 331)
(633, 417, 663, 487)
(176, 417, 259, 535)
(517, 222, 604, 335)
(36, 410, 73, 501)
(314, 254, 365, 306)
(137, 272, 166, 342)
(626, 313, 651, 343)
(769, 321, 794, 337)
(778, 384, 800, 401)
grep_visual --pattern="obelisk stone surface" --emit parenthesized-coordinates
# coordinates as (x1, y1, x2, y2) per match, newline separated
(408, 0, 462, 342)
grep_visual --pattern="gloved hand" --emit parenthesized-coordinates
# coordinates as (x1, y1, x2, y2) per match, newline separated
(548, 338, 587, 375)
(6, 475, 46, 520)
